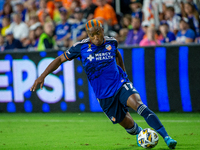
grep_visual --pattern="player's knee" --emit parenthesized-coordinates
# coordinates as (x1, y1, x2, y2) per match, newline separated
(135, 95, 143, 109)
(127, 94, 143, 111)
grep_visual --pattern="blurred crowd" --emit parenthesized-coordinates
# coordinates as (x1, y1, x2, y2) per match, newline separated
(0, 0, 200, 52)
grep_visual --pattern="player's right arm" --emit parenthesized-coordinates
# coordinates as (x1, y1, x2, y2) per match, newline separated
(30, 54, 67, 92)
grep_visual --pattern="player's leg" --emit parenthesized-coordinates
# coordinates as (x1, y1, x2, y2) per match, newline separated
(127, 94, 168, 138)
(117, 83, 143, 146)
(119, 112, 142, 134)
(119, 112, 143, 147)
(127, 93, 177, 149)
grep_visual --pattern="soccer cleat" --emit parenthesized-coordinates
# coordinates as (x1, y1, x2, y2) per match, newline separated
(136, 127, 143, 147)
(136, 134, 141, 147)
(164, 136, 177, 149)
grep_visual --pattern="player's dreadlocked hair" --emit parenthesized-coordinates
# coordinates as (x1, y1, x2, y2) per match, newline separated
(85, 19, 102, 30)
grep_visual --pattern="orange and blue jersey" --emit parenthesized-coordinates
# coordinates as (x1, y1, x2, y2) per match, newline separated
(63, 36, 129, 99)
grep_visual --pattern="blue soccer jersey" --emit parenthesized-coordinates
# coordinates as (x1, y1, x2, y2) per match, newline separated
(55, 22, 71, 41)
(176, 29, 195, 43)
(63, 36, 129, 99)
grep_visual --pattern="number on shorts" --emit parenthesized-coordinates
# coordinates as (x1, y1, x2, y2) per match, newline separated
(123, 83, 134, 91)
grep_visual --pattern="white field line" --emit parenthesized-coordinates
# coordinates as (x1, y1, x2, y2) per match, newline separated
(0, 119, 199, 123)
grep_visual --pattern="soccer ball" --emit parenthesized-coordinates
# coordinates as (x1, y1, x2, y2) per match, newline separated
(138, 128, 159, 149)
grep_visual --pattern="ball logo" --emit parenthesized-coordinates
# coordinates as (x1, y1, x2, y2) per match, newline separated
(105, 44, 112, 51)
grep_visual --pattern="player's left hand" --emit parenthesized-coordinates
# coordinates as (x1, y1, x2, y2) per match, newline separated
(30, 76, 45, 92)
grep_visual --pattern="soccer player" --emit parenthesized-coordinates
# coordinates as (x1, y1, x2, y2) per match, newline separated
(30, 19, 177, 149)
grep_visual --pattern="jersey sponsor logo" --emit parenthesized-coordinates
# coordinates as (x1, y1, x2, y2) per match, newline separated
(86, 52, 113, 62)
(95, 52, 113, 61)
(87, 54, 95, 61)
(105, 44, 112, 50)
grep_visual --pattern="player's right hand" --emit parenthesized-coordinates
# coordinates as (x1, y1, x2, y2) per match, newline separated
(30, 76, 45, 92)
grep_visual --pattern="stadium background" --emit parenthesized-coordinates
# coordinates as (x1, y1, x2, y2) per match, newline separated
(0, 45, 200, 113)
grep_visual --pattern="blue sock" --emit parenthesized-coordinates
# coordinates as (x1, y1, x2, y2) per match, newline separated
(126, 121, 142, 135)
(137, 104, 168, 139)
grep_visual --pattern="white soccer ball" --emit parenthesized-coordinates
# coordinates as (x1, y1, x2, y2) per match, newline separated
(138, 128, 159, 149)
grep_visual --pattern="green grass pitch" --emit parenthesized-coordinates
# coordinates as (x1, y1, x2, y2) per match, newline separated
(0, 112, 199, 150)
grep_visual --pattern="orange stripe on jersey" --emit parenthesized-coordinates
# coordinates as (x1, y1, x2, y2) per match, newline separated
(64, 52, 71, 60)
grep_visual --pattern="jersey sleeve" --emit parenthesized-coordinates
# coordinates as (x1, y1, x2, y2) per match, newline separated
(63, 43, 82, 60)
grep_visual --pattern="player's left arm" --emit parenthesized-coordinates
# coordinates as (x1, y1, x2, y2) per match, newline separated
(116, 50, 126, 72)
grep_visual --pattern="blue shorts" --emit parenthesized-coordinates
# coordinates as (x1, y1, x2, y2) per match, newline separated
(98, 82, 139, 124)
